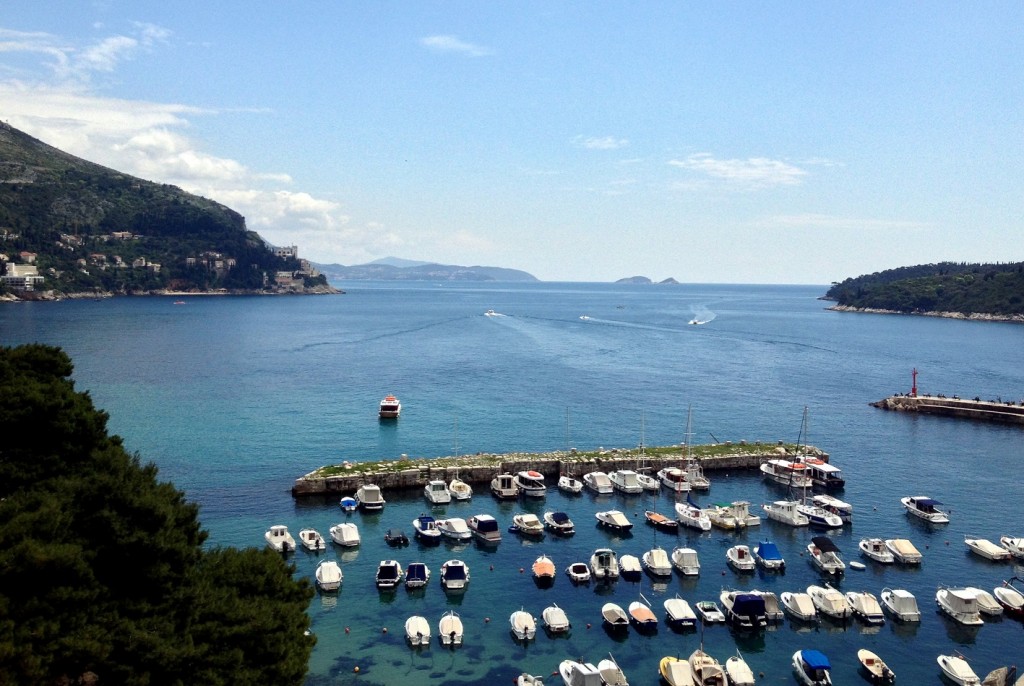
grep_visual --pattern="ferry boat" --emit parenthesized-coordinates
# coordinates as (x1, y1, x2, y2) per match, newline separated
(490, 473, 519, 499)
(657, 466, 691, 492)
(583, 471, 614, 494)
(378, 394, 401, 419)
(514, 470, 547, 497)
(760, 459, 813, 488)
(797, 455, 846, 490)
(901, 495, 949, 523)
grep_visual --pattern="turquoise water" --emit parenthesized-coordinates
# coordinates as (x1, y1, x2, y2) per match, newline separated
(2, 282, 1023, 684)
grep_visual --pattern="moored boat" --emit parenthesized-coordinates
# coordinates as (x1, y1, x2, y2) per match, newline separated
(583, 471, 614, 494)
(512, 512, 545, 537)
(792, 649, 832, 686)
(595, 509, 634, 532)
(780, 591, 817, 622)
(807, 584, 852, 619)
(559, 660, 603, 686)
(424, 480, 452, 504)
(999, 535, 1024, 559)
(962, 587, 1002, 616)
(515, 470, 547, 497)
(542, 603, 570, 633)
(532, 554, 555, 583)
(440, 559, 470, 590)
(298, 528, 326, 551)
(628, 598, 658, 631)
(378, 394, 401, 419)
(642, 546, 673, 576)
(265, 524, 295, 553)
(314, 559, 342, 591)
(544, 510, 575, 535)
(994, 579, 1024, 617)
(566, 561, 591, 583)
(936, 587, 984, 625)
(880, 587, 920, 621)
(659, 656, 695, 686)
(384, 528, 409, 546)
(557, 474, 583, 494)
(339, 496, 357, 512)
(671, 546, 700, 575)
(797, 456, 846, 490)
(884, 538, 922, 564)
(636, 472, 659, 491)
(807, 536, 845, 576)
(719, 590, 767, 629)
(857, 649, 894, 684)
(405, 562, 430, 588)
(901, 495, 949, 523)
(937, 654, 980, 686)
(753, 539, 785, 570)
(354, 483, 385, 511)
(664, 594, 698, 628)
(609, 469, 643, 494)
(490, 473, 519, 499)
(965, 535, 1012, 560)
(404, 615, 430, 646)
(590, 548, 619, 580)
(844, 590, 885, 624)
(812, 494, 853, 523)
(689, 648, 725, 686)
(760, 459, 813, 488)
(676, 496, 712, 531)
(619, 554, 642, 581)
(858, 538, 894, 563)
(658, 466, 691, 493)
(467, 513, 502, 544)
(725, 654, 756, 686)
(437, 517, 471, 541)
(762, 499, 809, 527)
(329, 522, 360, 547)
(375, 559, 402, 589)
(601, 602, 629, 630)
(797, 497, 844, 529)
(412, 515, 441, 543)
(449, 476, 473, 501)
(726, 545, 756, 572)
(597, 654, 629, 686)
(695, 600, 725, 623)
(644, 509, 679, 533)
(439, 610, 463, 646)
(509, 608, 537, 640)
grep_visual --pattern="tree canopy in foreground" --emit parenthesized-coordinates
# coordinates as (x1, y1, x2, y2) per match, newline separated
(0, 344, 314, 685)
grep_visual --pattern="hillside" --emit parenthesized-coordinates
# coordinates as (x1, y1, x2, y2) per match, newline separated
(824, 262, 1024, 317)
(315, 259, 538, 282)
(0, 122, 328, 297)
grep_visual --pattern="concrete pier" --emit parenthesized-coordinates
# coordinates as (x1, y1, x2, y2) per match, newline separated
(872, 394, 1024, 425)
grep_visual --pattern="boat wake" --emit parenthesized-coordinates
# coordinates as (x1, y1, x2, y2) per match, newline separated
(689, 307, 716, 326)
(484, 310, 506, 317)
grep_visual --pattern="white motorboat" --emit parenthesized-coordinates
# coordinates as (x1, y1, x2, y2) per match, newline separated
(689, 648, 725, 686)
(675, 497, 712, 531)
(937, 654, 980, 686)
(936, 587, 984, 625)
(797, 498, 844, 529)
(590, 548, 619, 580)
(664, 595, 698, 628)
(583, 471, 614, 494)
(329, 522, 361, 547)
(760, 459, 813, 488)
(509, 609, 537, 640)
(728, 500, 761, 527)
(792, 649, 832, 686)
(658, 466, 691, 493)
(559, 660, 603, 686)
(762, 500, 809, 527)
(354, 483, 385, 511)
(440, 559, 470, 590)
(858, 538, 894, 563)
(595, 509, 633, 532)
(753, 539, 785, 570)
(685, 459, 710, 490)
(844, 591, 885, 624)
(519, 672, 546, 686)
(467, 513, 502, 544)
(962, 587, 1002, 616)
(725, 654, 756, 686)
(880, 587, 921, 621)
(512, 512, 545, 537)
(542, 603, 570, 633)
(642, 547, 673, 576)
(490, 472, 519, 499)
(437, 517, 471, 540)
(438, 610, 463, 646)
(797, 456, 846, 490)
(901, 495, 949, 523)
(812, 494, 853, 523)
(994, 580, 1024, 617)
(609, 469, 643, 494)
(597, 654, 629, 686)
(884, 538, 922, 564)
(719, 590, 767, 629)
(780, 592, 817, 622)
(808, 536, 845, 575)
(265, 524, 296, 553)
(601, 602, 629, 630)
(999, 535, 1024, 559)
(515, 470, 547, 497)
(378, 394, 401, 418)
(314, 559, 342, 591)
(566, 561, 591, 583)
(726, 545, 756, 572)
(424, 480, 452, 504)
(636, 472, 659, 491)
(857, 649, 894, 685)
(659, 656, 694, 686)
(671, 547, 700, 575)
(695, 600, 725, 623)
(405, 562, 430, 588)
(404, 615, 430, 646)
(298, 528, 326, 551)
(412, 515, 441, 543)
(543, 511, 575, 535)
(557, 474, 583, 494)
(449, 477, 473, 501)
(706, 503, 739, 530)
(965, 536, 1011, 560)
(807, 584, 852, 619)
(619, 554, 642, 581)
(532, 554, 555, 584)
(375, 560, 402, 589)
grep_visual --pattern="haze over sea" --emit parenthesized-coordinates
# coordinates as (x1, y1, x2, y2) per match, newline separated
(3, 282, 1023, 685)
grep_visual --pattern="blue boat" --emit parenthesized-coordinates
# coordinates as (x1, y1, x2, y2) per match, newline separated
(339, 496, 357, 512)
(754, 539, 786, 571)
(793, 649, 831, 686)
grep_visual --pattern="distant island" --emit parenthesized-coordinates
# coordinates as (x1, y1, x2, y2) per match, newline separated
(615, 276, 680, 285)
(314, 257, 537, 282)
(824, 262, 1024, 322)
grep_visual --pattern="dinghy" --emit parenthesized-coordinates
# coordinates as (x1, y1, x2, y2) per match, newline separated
(405, 615, 430, 646)
(542, 604, 570, 633)
(439, 610, 463, 646)
(314, 559, 342, 591)
(509, 609, 537, 641)
(857, 649, 894, 684)
(601, 602, 629, 630)
(597, 655, 629, 686)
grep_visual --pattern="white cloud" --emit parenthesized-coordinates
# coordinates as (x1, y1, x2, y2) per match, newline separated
(420, 35, 492, 57)
(754, 213, 931, 232)
(576, 135, 629, 150)
(668, 153, 808, 188)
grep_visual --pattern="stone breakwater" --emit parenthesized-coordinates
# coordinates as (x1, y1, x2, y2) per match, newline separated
(872, 394, 1024, 425)
(291, 443, 830, 497)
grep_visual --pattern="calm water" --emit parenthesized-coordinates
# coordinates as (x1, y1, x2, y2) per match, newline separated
(2, 282, 1023, 684)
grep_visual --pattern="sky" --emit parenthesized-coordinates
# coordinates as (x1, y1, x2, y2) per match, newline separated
(1, 3, 1022, 284)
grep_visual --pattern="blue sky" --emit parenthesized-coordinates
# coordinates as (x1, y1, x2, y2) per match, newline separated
(2, 3, 1022, 283)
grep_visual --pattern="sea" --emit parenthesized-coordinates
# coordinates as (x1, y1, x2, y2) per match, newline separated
(2, 281, 1023, 685)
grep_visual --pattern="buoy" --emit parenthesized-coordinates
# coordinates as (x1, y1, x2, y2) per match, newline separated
(382, 627, 387, 634)
(344, 627, 350, 633)
(485, 617, 490, 623)
(519, 567, 524, 573)
(586, 623, 591, 629)
(353, 666, 360, 673)
(721, 570, 726, 575)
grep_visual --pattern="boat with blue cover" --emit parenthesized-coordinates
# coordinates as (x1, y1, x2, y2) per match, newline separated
(793, 649, 832, 685)
(412, 515, 442, 543)
(753, 539, 786, 571)
(720, 590, 767, 629)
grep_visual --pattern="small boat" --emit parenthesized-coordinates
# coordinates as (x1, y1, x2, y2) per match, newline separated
(467, 513, 502, 544)
(685, 459, 710, 490)
(719, 590, 767, 629)
(671, 547, 700, 575)
(484, 309, 497, 316)
(849, 561, 866, 570)
(543, 511, 575, 535)
(384, 528, 409, 546)
(807, 584, 852, 619)
(808, 536, 845, 575)
(964, 587, 1003, 616)
(583, 471, 614, 494)
(726, 545, 756, 572)
(880, 587, 921, 621)
(518, 674, 545, 686)
(858, 538, 894, 563)
(595, 509, 633, 532)
(314, 559, 342, 591)
(644, 509, 679, 533)
(424, 480, 452, 504)
(754, 590, 784, 622)
(901, 495, 949, 523)
(730, 500, 761, 527)
(597, 654, 629, 686)
(609, 469, 643, 494)
(557, 474, 583, 494)
(448, 477, 473, 501)
(812, 494, 853, 523)
(725, 654, 756, 686)
(760, 459, 813, 488)
(265, 524, 295, 553)
(378, 394, 401, 419)
(884, 538, 922, 564)
(753, 540, 785, 570)
(566, 561, 591, 583)
(354, 483, 385, 511)
(412, 515, 441, 543)
(965, 535, 1012, 560)
(405, 615, 430, 646)
(636, 472, 659, 491)
(999, 535, 1024, 559)
(664, 594, 698, 628)
(797, 456, 846, 490)
(628, 597, 658, 631)
(658, 466, 691, 493)
(857, 649, 894, 684)
(601, 602, 629, 630)
(792, 649, 832, 686)
(619, 554, 642, 581)
(675, 496, 712, 531)
(937, 654, 980, 686)
(706, 504, 739, 530)
(994, 579, 1024, 617)
(689, 648, 725, 686)
(659, 656, 695, 686)
(490, 473, 520, 499)
(440, 559, 470, 590)
(298, 528, 326, 551)
(509, 609, 537, 640)
(542, 603, 570, 633)
(511, 512, 545, 537)
(438, 610, 463, 646)
(436, 517, 471, 541)
(559, 660, 603, 686)
(404, 562, 430, 588)
(339, 496, 358, 512)
(844, 590, 885, 624)
(642, 547, 673, 576)
(375, 560, 402, 589)
(936, 587, 984, 625)
(532, 554, 556, 583)
(514, 470, 547, 497)
(590, 548, 619, 580)
(762, 500, 810, 527)
(329, 522, 361, 547)
(695, 600, 725, 623)
(797, 498, 844, 529)
(780, 592, 818, 622)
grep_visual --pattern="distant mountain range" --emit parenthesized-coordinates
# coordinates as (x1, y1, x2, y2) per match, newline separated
(314, 258, 538, 282)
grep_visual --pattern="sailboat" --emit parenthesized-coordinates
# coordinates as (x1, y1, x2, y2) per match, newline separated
(682, 406, 710, 490)
(635, 411, 659, 491)
(448, 417, 473, 500)
(793, 408, 842, 528)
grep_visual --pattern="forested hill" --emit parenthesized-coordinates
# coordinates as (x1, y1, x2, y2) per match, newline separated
(825, 262, 1024, 316)
(0, 122, 322, 295)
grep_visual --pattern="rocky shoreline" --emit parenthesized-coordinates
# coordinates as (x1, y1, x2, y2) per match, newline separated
(827, 304, 1024, 324)
(1, 284, 342, 302)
